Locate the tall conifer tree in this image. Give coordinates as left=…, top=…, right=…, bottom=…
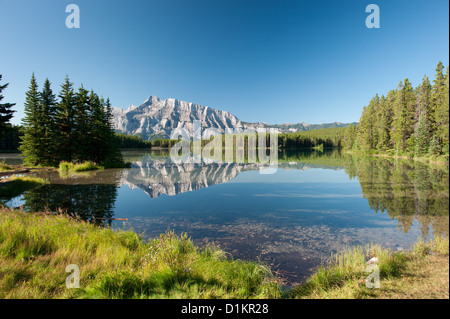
left=434, top=65, right=449, bottom=151
left=73, top=85, right=91, bottom=162
left=414, top=75, right=432, bottom=156
left=0, top=74, right=16, bottom=139
left=19, top=73, right=42, bottom=166
left=40, top=78, right=58, bottom=165
left=55, top=76, right=76, bottom=162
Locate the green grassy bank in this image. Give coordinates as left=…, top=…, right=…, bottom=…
left=0, top=207, right=448, bottom=299
left=0, top=207, right=280, bottom=299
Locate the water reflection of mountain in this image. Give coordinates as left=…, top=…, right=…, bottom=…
left=10, top=150, right=448, bottom=239
left=120, top=155, right=343, bottom=199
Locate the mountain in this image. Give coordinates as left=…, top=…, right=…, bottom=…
left=112, top=95, right=355, bottom=139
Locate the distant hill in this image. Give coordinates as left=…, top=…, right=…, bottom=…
left=271, top=122, right=358, bottom=133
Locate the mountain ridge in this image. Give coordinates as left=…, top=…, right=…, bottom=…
left=112, top=95, right=356, bottom=140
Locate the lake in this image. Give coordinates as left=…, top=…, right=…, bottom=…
left=1, top=150, right=448, bottom=285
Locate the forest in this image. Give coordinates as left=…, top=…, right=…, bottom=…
left=344, top=62, right=449, bottom=159
left=278, top=127, right=347, bottom=149
left=2, top=74, right=125, bottom=167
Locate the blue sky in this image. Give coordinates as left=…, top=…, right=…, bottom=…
left=0, top=0, right=448, bottom=126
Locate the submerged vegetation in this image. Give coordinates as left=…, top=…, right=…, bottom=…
left=0, top=207, right=447, bottom=299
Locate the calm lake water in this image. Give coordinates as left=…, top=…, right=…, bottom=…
left=1, top=150, right=448, bottom=285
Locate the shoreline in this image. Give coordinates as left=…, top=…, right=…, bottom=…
left=0, top=208, right=448, bottom=299
left=344, top=150, right=449, bottom=166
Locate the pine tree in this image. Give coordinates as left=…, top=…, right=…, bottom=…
left=0, top=74, right=16, bottom=140
left=415, top=112, right=431, bottom=156
left=414, top=75, right=432, bottom=156
left=434, top=65, right=449, bottom=153
left=343, top=124, right=357, bottom=150
left=102, top=97, right=124, bottom=166
left=431, top=62, right=446, bottom=138
left=19, top=74, right=125, bottom=167
left=90, top=91, right=108, bottom=163
left=55, top=76, right=76, bottom=162
left=377, top=93, right=394, bottom=152
left=404, top=79, right=417, bottom=153
left=429, top=134, right=441, bottom=156
left=354, top=62, right=447, bottom=158
left=357, top=95, right=379, bottom=151
left=73, top=85, right=92, bottom=162
left=19, top=73, right=42, bottom=166
left=391, top=80, right=416, bottom=154
left=391, top=81, right=404, bottom=153
left=39, top=78, right=58, bottom=165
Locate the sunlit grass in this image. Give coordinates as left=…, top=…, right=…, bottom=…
left=0, top=208, right=280, bottom=299
left=0, top=159, right=14, bottom=172
left=289, top=235, right=449, bottom=299
left=59, top=161, right=104, bottom=174
left=0, top=206, right=447, bottom=299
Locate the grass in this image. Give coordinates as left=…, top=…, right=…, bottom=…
left=0, top=159, right=14, bottom=172
left=288, top=237, right=449, bottom=299
left=0, top=207, right=280, bottom=299
left=0, top=175, right=48, bottom=198
left=59, top=161, right=104, bottom=173
left=0, top=207, right=448, bottom=299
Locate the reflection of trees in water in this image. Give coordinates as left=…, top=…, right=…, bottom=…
left=17, top=151, right=449, bottom=235
left=22, top=184, right=118, bottom=226
left=278, top=149, right=345, bottom=167
left=344, top=156, right=449, bottom=238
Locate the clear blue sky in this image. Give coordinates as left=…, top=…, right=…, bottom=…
left=0, top=0, right=448, bottom=126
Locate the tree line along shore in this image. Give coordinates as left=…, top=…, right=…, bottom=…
left=1, top=62, right=448, bottom=167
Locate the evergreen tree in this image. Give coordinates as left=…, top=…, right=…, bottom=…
left=391, top=79, right=416, bottom=154
left=55, top=76, right=76, bottom=162
left=19, top=73, right=42, bottom=166
left=414, top=75, right=432, bottom=156
left=353, top=62, right=448, bottom=158
left=0, top=74, right=16, bottom=139
left=429, top=134, right=441, bottom=156
left=90, top=92, right=108, bottom=163
left=431, top=61, right=446, bottom=134
left=377, top=90, right=395, bottom=151
left=415, top=112, right=431, bottom=156
left=18, top=74, right=126, bottom=167
left=357, top=94, right=379, bottom=151
left=434, top=65, right=449, bottom=153
left=73, top=85, right=91, bottom=162
left=343, top=123, right=357, bottom=150
left=101, top=97, right=124, bottom=166
left=39, top=78, right=58, bottom=165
